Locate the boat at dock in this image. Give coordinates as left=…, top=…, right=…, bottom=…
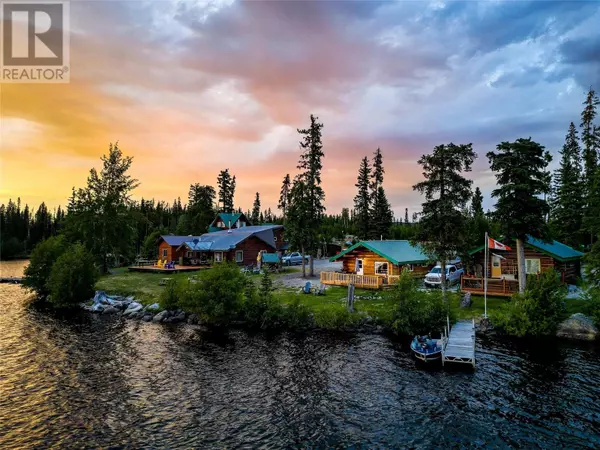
left=410, top=335, right=443, bottom=362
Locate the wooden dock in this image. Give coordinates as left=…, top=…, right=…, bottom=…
left=442, top=319, right=476, bottom=367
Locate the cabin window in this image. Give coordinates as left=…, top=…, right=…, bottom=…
left=187, top=251, right=192, bottom=258
left=525, top=258, right=541, bottom=274
left=214, top=251, right=223, bottom=263
left=162, top=249, right=168, bottom=258
left=235, top=250, right=244, bottom=262
left=405, top=264, right=414, bottom=272
left=375, top=262, right=389, bottom=275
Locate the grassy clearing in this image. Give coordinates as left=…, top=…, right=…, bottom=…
left=96, top=269, right=590, bottom=323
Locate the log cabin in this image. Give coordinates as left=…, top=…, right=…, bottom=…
left=462, top=235, right=584, bottom=297
left=174, top=225, right=284, bottom=266
left=157, top=235, right=203, bottom=263
left=321, top=240, right=433, bottom=289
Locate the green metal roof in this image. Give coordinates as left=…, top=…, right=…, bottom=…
left=261, top=253, right=281, bottom=264
left=468, top=235, right=584, bottom=262
left=217, top=213, right=242, bottom=226
left=330, top=240, right=429, bottom=265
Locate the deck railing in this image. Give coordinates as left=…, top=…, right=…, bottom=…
left=461, top=276, right=519, bottom=297
left=320, top=272, right=383, bottom=289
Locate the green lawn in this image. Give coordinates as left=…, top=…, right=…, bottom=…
left=96, top=269, right=590, bottom=322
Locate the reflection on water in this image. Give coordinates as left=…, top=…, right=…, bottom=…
left=1, top=261, right=600, bottom=448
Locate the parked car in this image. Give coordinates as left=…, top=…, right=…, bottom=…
left=424, top=263, right=464, bottom=287
left=282, top=252, right=310, bottom=266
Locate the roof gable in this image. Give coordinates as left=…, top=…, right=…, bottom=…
left=330, top=240, right=429, bottom=265
left=210, top=212, right=252, bottom=228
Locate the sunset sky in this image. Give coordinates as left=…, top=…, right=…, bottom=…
left=1, top=0, right=599, bottom=217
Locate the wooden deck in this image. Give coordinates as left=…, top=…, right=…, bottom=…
left=442, top=319, right=476, bottom=367
left=127, top=265, right=209, bottom=274
left=320, top=272, right=383, bottom=289
left=461, top=276, right=518, bottom=297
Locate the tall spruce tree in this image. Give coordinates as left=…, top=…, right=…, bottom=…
left=551, top=122, right=584, bottom=248
left=278, top=173, right=291, bottom=218
left=369, top=148, right=393, bottom=239
left=187, top=184, right=216, bottom=234
left=286, top=177, right=310, bottom=277
left=354, top=157, right=371, bottom=240
left=404, top=208, right=409, bottom=224
left=487, top=138, right=552, bottom=294
left=471, top=187, right=484, bottom=217
left=413, top=143, right=477, bottom=302
left=217, top=169, right=235, bottom=213
left=251, top=192, right=261, bottom=224
left=296, top=114, right=325, bottom=277
left=64, top=143, right=140, bottom=273
left=581, top=88, right=599, bottom=188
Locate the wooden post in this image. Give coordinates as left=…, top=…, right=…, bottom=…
left=347, top=283, right=355, bottom=312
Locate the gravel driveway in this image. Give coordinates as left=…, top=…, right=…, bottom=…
left=275, top=258, right=341, bottom=289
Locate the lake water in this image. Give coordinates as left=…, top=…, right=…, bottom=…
left=1, top=260, right=600, bottom=448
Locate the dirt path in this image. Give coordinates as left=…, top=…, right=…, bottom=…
left=275, top=259, right=342, bottom=289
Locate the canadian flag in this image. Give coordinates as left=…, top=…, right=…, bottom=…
left=488, top=237, right=511, bottom=251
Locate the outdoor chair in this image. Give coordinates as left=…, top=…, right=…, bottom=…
left=301, top=281, right=311, bottom=294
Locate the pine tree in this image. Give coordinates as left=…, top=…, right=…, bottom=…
left=296, top=114, right=326, bottom=276
left=369, top=148, right=393, bottom=239
left=354, top=157, right=371, bottom=240
left=487, top=138, right=552, bottom=294
left=64, top=142, right=140, bottom=273
left=413, top=143, right=477, bottom=301
left=251, top=192, right=261, bottom=224
left=581, top=88, right=599, bottom=189
left=286, top=177, right=311, bottom=277
left=471, top=187, right=484, bottom=217
left=217, top=169, right=235, bottom=213
left=188, top=184, right=216, bottom=233
left=278, top=173, right=291, bottom=218
left=551, top=123, right=584, bottom=248
left=404, top=208, right=409, bottom=224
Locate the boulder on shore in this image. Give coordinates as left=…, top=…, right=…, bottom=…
left=142, top=314, right=154, bottom=322
left=557, top=314, right=598, bottom=341
left=102, top=305, right=120, bottom=315
left=152, top=310, right=169, bottom=323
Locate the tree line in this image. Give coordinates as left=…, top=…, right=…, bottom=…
left=411, top=87, right=600, bottom=300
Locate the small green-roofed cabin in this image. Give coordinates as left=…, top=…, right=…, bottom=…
left=209, top=212, right=251, bottom=233
left=321, top=240, right=433, bottom=289
left=462, top=235, right=584, bottom=297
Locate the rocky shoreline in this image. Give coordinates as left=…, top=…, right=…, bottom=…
left=82, top=291, right=598, bottom=340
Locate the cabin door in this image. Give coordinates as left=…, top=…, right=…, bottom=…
left=356, top=259, right=364, bottom=275
left=491, top=255, right=502, bottom=278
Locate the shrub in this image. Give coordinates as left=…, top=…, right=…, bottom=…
left=23, top=235, right=69, bottom=297
left=179, top=263, right=246, bottom=326
left=281, top=296, right=313, bottom=330
left=583, top=287, right=600, bottom=327
left=492, top=269, right=567, bottom=337
left=313, top=307, right=360, bottom=330
left=389, top=270, right=451, bottom=335
left=160, top=279, right=179, bottom=310
left=47, top=243, right=99, bottom=308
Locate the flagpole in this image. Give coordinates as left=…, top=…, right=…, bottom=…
left=484, top=231, right=488, bottom=318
